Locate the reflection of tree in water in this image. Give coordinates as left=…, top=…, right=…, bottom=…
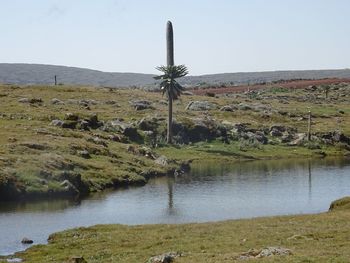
left=167, top=177, right=175, bottom=215
left=308, top=160, right=312, bottom=201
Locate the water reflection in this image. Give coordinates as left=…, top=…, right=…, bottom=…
left=0, top=198, right=80, bottom=213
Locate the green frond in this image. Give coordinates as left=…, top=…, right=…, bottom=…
left=154, top=64, right=188, bottom=100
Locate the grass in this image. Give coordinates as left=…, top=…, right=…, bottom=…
left=0, top=83, right=349, bottom=199
left=4, top=209, right=349, bottom=262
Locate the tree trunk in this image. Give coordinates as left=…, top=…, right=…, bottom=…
left=166, top=21, right=174, bottom=144
left=167, top=95, right=173, bottom=144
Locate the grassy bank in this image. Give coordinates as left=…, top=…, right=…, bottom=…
left=3, top=200, right=349, bottom=262
left=0, top=83, right=349, bottom=200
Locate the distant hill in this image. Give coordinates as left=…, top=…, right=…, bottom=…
left=1, top=63, right=350, bottom=88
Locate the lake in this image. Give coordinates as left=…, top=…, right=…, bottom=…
left=0, top=158, right=349, bottom=255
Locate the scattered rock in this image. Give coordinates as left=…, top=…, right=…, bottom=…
left=147, top=252, right=182, bottom=263
left=288, top=133, right=307, bottom=146
left=105, top=100, right=119, bottom=105
left=130, top=100, right=154, bottom=110
left=21, top=237, right=33, bottom=244
left=79, top=99, right=98, bottom=106
left=237, top=247, right=292, bottom=260
left=185, top=101, right=217, bottom=111
left=155, top=155, right=169, bottom=166
left=77, top=150, right=91, bottom=159
left=103, top=120, right=140, bottom=141
left=18, top=98, right=30, bottom=103
left=50, top=119, right=65, bottom=127
left=87, top=137, right=108, bottom=147
left=65, top=113, right=79, bottom=121
left=51, top=98, right=65, bottom=105
left=220, top=105, right=236, bottom=112
left=269, top=125, right=287, bottom=137
left=60, top=180, right=79, bottom=195
left=238, top=103, right=252, bottom=111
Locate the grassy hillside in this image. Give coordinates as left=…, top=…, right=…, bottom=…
left=1, top=63, right=350, bottom=87
left=0, top=82, right=349, bottom=201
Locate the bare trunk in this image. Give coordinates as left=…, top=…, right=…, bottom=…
left=167, top=95, right=173, bottom=144
left=307, top=111, right=312, bottom=141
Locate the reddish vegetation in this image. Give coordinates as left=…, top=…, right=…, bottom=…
left=190, top=78, right=350, bottom=95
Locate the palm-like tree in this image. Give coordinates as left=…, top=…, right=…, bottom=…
left=154, top=64, right=188, bottom=144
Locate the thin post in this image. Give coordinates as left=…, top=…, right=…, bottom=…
left=54, top=75, right=57, bottom=86
left=307, top=110, right=311, bottom=141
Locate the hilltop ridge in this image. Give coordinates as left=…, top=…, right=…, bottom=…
left=1, top=63, right=350, bottom=88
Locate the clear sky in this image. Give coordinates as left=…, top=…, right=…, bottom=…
left=1, top=0, right=350, bottom=75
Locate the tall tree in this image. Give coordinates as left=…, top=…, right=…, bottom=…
left=154, top=21, right=188, bottom=144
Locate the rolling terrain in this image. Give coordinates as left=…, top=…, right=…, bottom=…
left=1, top=63, right=350, bottom=88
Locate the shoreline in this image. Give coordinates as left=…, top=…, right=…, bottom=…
left=2, top=197, right=350, bottom=262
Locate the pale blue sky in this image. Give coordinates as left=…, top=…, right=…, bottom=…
left=1, top=0, right=350, bottom=75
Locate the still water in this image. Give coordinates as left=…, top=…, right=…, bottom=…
left=0, top=158, right=350, bottom=255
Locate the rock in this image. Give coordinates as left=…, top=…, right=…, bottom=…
left=18, top=98, right=30, bottom=103
left=87, top=137, right=108, bottom=147
left=86, top=114, right=103, bottom=129
left=102, top=120, right=140, bottom=141
left=77, top=150, right=90, bottom=159
left=269, top=125, right=286, bottom=137
left=105, top=100, right=119, bottom=105
left=64, top=113, right=79, bottom=121
left=155, top=156, right=169, bottom=166
left=280, top=132, right=294, bottom=143
left=79, top=99, right=98, bottom=106
left=50, top=119, right=64, bottom=127
left=21, top=237, right=33, bottom=244
left=185, top=101, right=217, bottom=111
left=237, top=247, right=292, bottom=260
left=288, top=133, right=307, bottom=146
left=220, top=105, right=235, bottom=112
left=60, top=180, right=79, bottom=195
left=107, top=134, right=126, bottom=142
left=78, top=120, right=90, bottom=130
left=238, top=103, right=252, bottom=111
left=51, top=98, right=64, bottom=105
left=130, top=100, right=154, bottom=110
left=147, top=252, right=182, bottom=263
left=258, top=247, right=292, bottom=257
left=66, top=256, right=87, bottom=263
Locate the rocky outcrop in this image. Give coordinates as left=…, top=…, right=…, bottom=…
left=129, top=100, right=154, bottom=110
left=186, top=101, right=217, bottom=111
left=237, top=247, right=292, bottom=260
left=147, top=252, right=182, bottom=263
